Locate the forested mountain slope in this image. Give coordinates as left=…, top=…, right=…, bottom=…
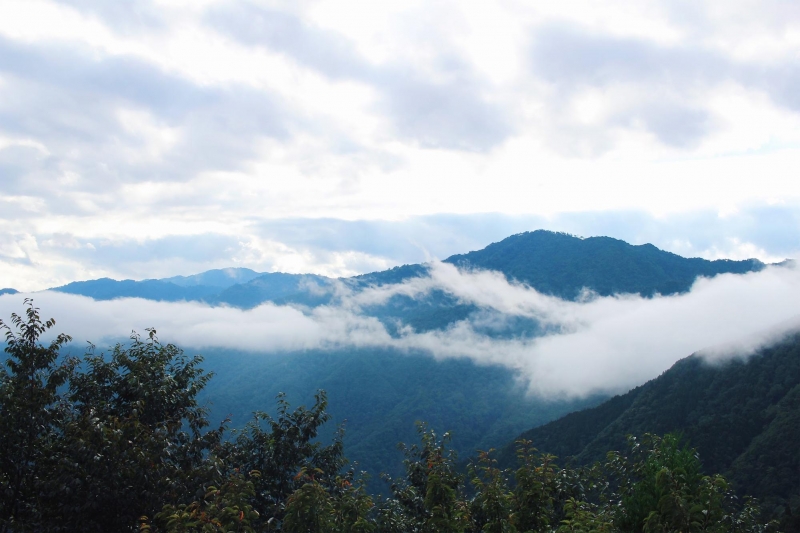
left=38, top=230, right=778, bottom=499
left=445, top=230, right=765, bottom=299
left=497, top=333, right=800, bottom=524
left=198, top=347, right=605, bottom=487
left=47, top=230, right=765, bottom=307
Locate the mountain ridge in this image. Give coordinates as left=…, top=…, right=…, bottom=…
left=45, top=230, right=767, bottom=308
left=494, top=332, right=800, bottom=525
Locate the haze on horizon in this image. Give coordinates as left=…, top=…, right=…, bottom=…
left=1, top=0, right=799, bottom=291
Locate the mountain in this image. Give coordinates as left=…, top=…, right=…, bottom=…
left=45, top=230, right=766, bottom=308
left=444, top=230, right=765, bottom=299
left=50, top=278, right=219, bottom=302
left=161, top=267, right=263, bottom=288
left=39, top=230, right=776, bottom=496
left=197, top=346, right=605, bottom=490
left=0, top=288, right=18, bottom=296
left=210, top=272, right=333, bottom=308
left=495, top=333, right=800, bottom=525
left=47, top=271, right=335, bottom=308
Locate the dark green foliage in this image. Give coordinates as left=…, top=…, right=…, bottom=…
left=215, top=392, right=348, bottom=526
left=468, top=450, right=516, bottom=533
left=498, top=333, right=800, bottom=530
left=0, top=301, right=224, bottom=532
left=0, top=300, right=75, bottom=531
left=0, top=302, right=786, bottom=532
left=555, top=434, right=776, bottom=533
left=152, top=465, right=262, bottom=532
left=51, top=329, right=223, bottom=532
left=379, top=431, right=776, bottom=533
left=445, top=230, right=763, bottom=300
left=378, top=425, right=470, bottom=533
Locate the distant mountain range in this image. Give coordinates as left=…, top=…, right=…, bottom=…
left=43, top=230, right=765, bottom=309
left=495, top=333, right=800, bottom=528
left=3, top=230, right=787, bottom=504
left=444, top=231, right=764, bottom=299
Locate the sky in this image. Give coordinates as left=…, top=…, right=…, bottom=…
left=1, top=0, right=800, bottom=292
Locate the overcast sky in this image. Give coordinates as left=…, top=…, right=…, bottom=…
left=2, top=0, right=800, bottom=291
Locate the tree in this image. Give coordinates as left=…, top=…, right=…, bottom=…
left=378, top=424, right=469, bottom=533
left=0, top=302, right=781, bottom=532
left=214, top=391, right=347, bottom=530
left=48, top=328, right=224, bottom=531
left=0, top=300, right=75, bottom=532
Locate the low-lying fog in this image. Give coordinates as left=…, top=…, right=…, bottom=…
left=2, top=262, right=798, bottom=398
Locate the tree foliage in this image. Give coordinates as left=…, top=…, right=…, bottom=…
left=0, top=302, right=785, bottom=532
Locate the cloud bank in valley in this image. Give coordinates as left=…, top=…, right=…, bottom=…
left=2, top=263, right=799, bottom=398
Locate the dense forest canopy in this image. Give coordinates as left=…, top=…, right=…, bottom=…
left=0, top=301, right=787, bottom=532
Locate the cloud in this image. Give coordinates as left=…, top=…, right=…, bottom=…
left=526, top=23, right=800, bottom=152
left=50, top=0, right=167, bottom=34
left=254, top=206, right=800, bottom=269
left=208, top=1, right=513, bottom=151
left=0, top=35, right=291, bottom=209
left=1, top=0, right=800, bottom=292
left=2, top=262, right=799, bottom=399
left=3, top=204, right=798, bottom=293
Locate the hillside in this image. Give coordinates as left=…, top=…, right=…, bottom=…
left=47, top=230, right=765, bottom=307
left=497, top=332, right=800, bottom=526
left=445, top=230, right=765, bottom=299
left=51, top=278, right=220, bottom=302
left=198, top=347, right=603, bottom=486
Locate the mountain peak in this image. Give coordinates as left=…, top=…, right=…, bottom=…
left=444, top=230, right=763, bottom=299
left=160, top=268, right=263, bottom=288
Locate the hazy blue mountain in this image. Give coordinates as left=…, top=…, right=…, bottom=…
left=161, top=267, right=263, bottom=288
left=444, top=230, right=765, bottom=299
left=44, top=231, right=766, bottom=311
left=210, top=272, right=334, bottom=308
left=347, top=263, right=430, bottom=287
left=50, top=278, right=219, bottom=302
left=0, top=288, right=18, bottom=296
left=47, top=270, right=334, bottom=308
left=495, top=333, right=800, bottom=523
left=34, top=231, right=780, bottom=500
left=327, top=230, right=765, bottom=333
left=197, top=346, right=604, bottom=490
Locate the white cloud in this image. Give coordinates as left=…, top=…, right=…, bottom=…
left=0, top=0, right=799, bottom=289
left=2, top=262, right=798, bottom=399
